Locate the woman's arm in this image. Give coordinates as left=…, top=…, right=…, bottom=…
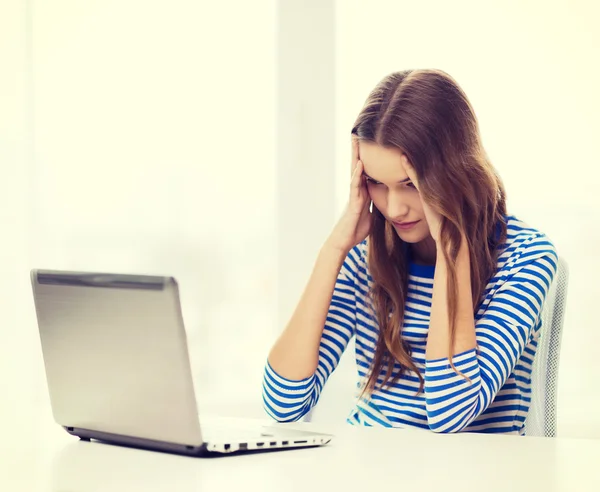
left=262, top=242, right=362, bottom=422
left=425, top=240, right=477, bottom=360
left=268, top=241, right=350, bottom=379
left=423, top=239, right=558, bottom=433
left=264, top=138, right=372, bottom=421
left=400, top=155, right=477, bottom=360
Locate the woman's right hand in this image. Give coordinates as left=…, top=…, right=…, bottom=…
left=327, top=137, right=373, bottom=253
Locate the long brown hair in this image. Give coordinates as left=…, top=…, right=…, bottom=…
left=353, top=69, right=507, bottom=398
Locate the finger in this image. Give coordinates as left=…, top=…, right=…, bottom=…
left=401, top=155, right=420, bottom=188
left=361, top=195, right=372, bottom=215
left=351, top=160, right=364, bottom=198
left=403, top=156, right=418, bottom=180
left=350, top=137, right=359, bottom=176
left=351, top=159, right=362, bottom=185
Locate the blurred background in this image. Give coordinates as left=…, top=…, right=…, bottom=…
left=1, top=0, right=599, bottom=445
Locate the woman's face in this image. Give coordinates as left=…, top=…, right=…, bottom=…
left=359, top=141, right=432, bottom=244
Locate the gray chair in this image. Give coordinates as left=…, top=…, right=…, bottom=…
left=523, top=256, right=569, bottom=437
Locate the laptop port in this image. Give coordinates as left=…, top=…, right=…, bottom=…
left=256, top=442, right=264, bottom=447
left=224, top=444, right=231, bottom=451
left=240, top=443, right=248, bottom=450
left=270, top=442, right=277, bottom=446
left=294, top=440, right=308, bottom=444
left=282, top=441, right=289, bottom=445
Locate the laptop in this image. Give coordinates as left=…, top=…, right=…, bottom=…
left=30, top=269, right=333, bottom=456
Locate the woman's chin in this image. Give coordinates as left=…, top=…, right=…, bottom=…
left=395, top=233, right=424, bottom=244
left=392, top=226, right=429, bottom=243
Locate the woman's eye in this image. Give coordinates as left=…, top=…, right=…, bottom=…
left=366, top=177, right=381, bottom=185
left=406, top=181, right=416, bottom=189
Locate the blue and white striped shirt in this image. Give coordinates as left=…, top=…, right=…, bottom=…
left=262, top=215, right=558, bottom=434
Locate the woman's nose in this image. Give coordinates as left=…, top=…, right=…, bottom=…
left=387, top=192, right=409, bottom=219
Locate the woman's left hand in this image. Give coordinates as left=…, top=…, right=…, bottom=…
left=400, top=154, right=443, bottom=244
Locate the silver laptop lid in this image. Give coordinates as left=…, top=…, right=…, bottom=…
left=31, top=270, right=203, bottom=446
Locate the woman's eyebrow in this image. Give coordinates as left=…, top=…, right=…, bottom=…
left=363, top=171, right=411, bottom=184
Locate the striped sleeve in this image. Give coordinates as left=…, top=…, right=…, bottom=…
left=423, top=235, right=558, bottom=433
left=261, top=243, right=362, bottom=422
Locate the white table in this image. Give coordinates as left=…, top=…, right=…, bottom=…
left=3, top=416, right=600, bottom=491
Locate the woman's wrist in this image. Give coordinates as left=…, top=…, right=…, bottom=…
left=321, top=239, right=351, bottom=263
left=435, top=234, right=469, bottom=263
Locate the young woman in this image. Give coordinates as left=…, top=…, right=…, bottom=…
left=262, top=69, right=558, bottom=434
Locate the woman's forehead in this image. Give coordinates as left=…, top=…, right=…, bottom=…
left=359, top=142, right=411, bottom=181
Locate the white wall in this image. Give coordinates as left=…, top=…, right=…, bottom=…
left=314, top=0, right=600, bottom=438
left=1, top=0, right=278, bottom=430
left=276, top=0, right=336, bottom=333
left=0, top=0, right=34, bottom=429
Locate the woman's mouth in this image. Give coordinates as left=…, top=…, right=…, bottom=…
left=392, top=220, right=420, bottom=230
